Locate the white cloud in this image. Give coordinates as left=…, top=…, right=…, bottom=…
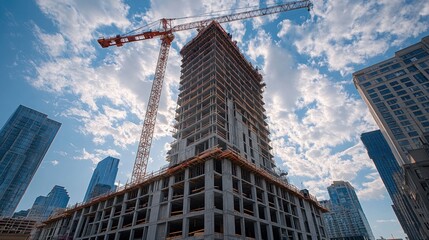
left=245, top=25, right=379, bottom=200
left=75, top=148, right=121, bottom=165
left=277, top=19, right=291, bottom=38
left=357, top=172, right=387, bottom=200
left=36, top=0, right=130, bottom=54
left=294, top=0, right=429, bottom=75
left=51, top=160, right=59, bottom=166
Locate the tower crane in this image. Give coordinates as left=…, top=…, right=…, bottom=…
left=98, top=0, right=312, bottom=183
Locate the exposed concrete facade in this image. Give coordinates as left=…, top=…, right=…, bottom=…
left=34, top=22, right=326, bottom=240
left=168, top=21, right=274, bottom=173
left=34, top=149, right=327, bottom=240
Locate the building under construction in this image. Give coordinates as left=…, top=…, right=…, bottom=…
left=34, top=22, right=327, bottom=240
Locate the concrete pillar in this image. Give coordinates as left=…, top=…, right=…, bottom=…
left=222, top=159, right=236, bottom=238
left=204, top=159, right=215, bottom=236
left=147, top=180, right=161, bottom=240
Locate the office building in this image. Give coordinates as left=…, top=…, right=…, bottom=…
left=320, top=181, right=374, bottom=240
left=361, top=130, right=426, bottom=239
left=0, top=105, right=61, bottom=217
left=34, top=22, right=327, bottom=240
left=353, top=36, right=429, bottom=238
left=83, top=156, right=119, bottom=202
left=27, top=185, right=69, bottom=221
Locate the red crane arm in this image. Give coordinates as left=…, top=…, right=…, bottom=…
left=97, top=0, right=312, bottom=48
left=172, top=0, right=312, bottom=32
left=97, top=30, right=168, bottom=48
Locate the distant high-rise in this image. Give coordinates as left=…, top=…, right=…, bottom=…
left=0, top=105, right=61, bottom=217
left=361, top=130, right=426, bottom=239
left=83, top=156, right=119, bottom=202
left=27, top=185, right=69, bottom=221
left=353, top=36, right=429, bottom=238
left=321, top=181, right=374, bottom=240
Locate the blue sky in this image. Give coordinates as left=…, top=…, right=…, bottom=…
left=1, top=0, right=428, bottom=238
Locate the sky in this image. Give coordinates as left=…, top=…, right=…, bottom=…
left=1, top=0, right=428, bottom=238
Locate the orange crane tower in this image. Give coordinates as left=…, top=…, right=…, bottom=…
left=98, top=0, right=312, bottom=183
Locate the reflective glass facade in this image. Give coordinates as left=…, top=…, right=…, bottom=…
left=322, top=181, right=374, bottom=239
left=83, top=156, right=119, bottom=202
left=0, top=105, right=61, bottom=217
left=27, top=185, right=69, bottom=221
left=361, top=130, right=426, bottom=240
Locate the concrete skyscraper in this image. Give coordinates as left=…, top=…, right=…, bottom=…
left=34, top=22, right=327, bottom=240
left=27, top=185, right=70, bottom=221
left=83, top=156, right=119, bottom=202
left=361, top=130, right=425, bottom=240
left=353, top=36, right=429, bottom=238
left=321, top=181, right=374, bottom=240
left=0, top=105, right=61, bottom=217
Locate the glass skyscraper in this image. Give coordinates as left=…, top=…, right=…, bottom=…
left=321, top=181, right=374, bottom=240
left=27, top=185, right=69, bottom=221
left=83, top=156, right=119, bottom=202
left=353, top=36, right=429, bottom=238
left=361, top=130, right=426, bottom=240
left=0, top=105, right=61, bottom=217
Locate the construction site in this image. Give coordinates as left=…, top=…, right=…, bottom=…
left=33, top=1, right=328, bottom=239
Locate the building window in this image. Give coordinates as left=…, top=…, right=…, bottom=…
left=407, top=66, right=418, bottom=72
left=394, top=110, right=404, bottom=115
left=400, top=120, right=411, bottom=126
left=414, top=73, right=429, bottom=83
left=398, top=140, right=410, bottom=146
left=362, top=82, right=371, bottom=88
left=383, top=94, right=395, bottom=99
left=397, top=115, right=407, bottom=121
left=380, top=89, right=391, bottom=95
left=393, top=85, right=403, bottom=91
left=417, top=116, right=428, bottom=121
left=401, top=95, right=411, bottom=101
left=369, top=93, right=378, bottom=99
left=418, top=96, right=429, bottom=102
left=389, top=81, right=399, bottom=86
left=413, top=110, right=423, bottom=116
left=397, top=90, right=407, bottom=96
left=409, top=86, right=420, bottom=92
left=408, top=131, right=419, bottom=137
left=414, top=91, right=424, bottom=97
left=405, top=81, right=415, bottom=87
left=409, top=105, right=419, bottom=110
left=390, top=104, right=400, bottom=110
left=377, top=85, right=388, bottom=90
left=400, top=77, right=411, bottom=83
left=404, top=100, right=416, bottom=106
left=387, top=99, right=397, bottom=105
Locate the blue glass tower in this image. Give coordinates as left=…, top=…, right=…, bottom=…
left=27, top=185, right=70, bottom=221
left=0, top=105, right=61, bottom=217
left=361, top=130, right=426, bottom=240
left=323, top=181, right=374, bottom=239
left=83, top=156, right=119, bottom=202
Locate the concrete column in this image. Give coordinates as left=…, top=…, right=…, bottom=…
left=222, top=159, right=236, bottom=238
left=204, top=159, right=215, bottom=236
left=182, top=168, right=190, bottom=237
left=147, top=180, right=161, bottom=240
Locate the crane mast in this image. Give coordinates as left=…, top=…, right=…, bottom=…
left=98, top=0, right=312, bottom=183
